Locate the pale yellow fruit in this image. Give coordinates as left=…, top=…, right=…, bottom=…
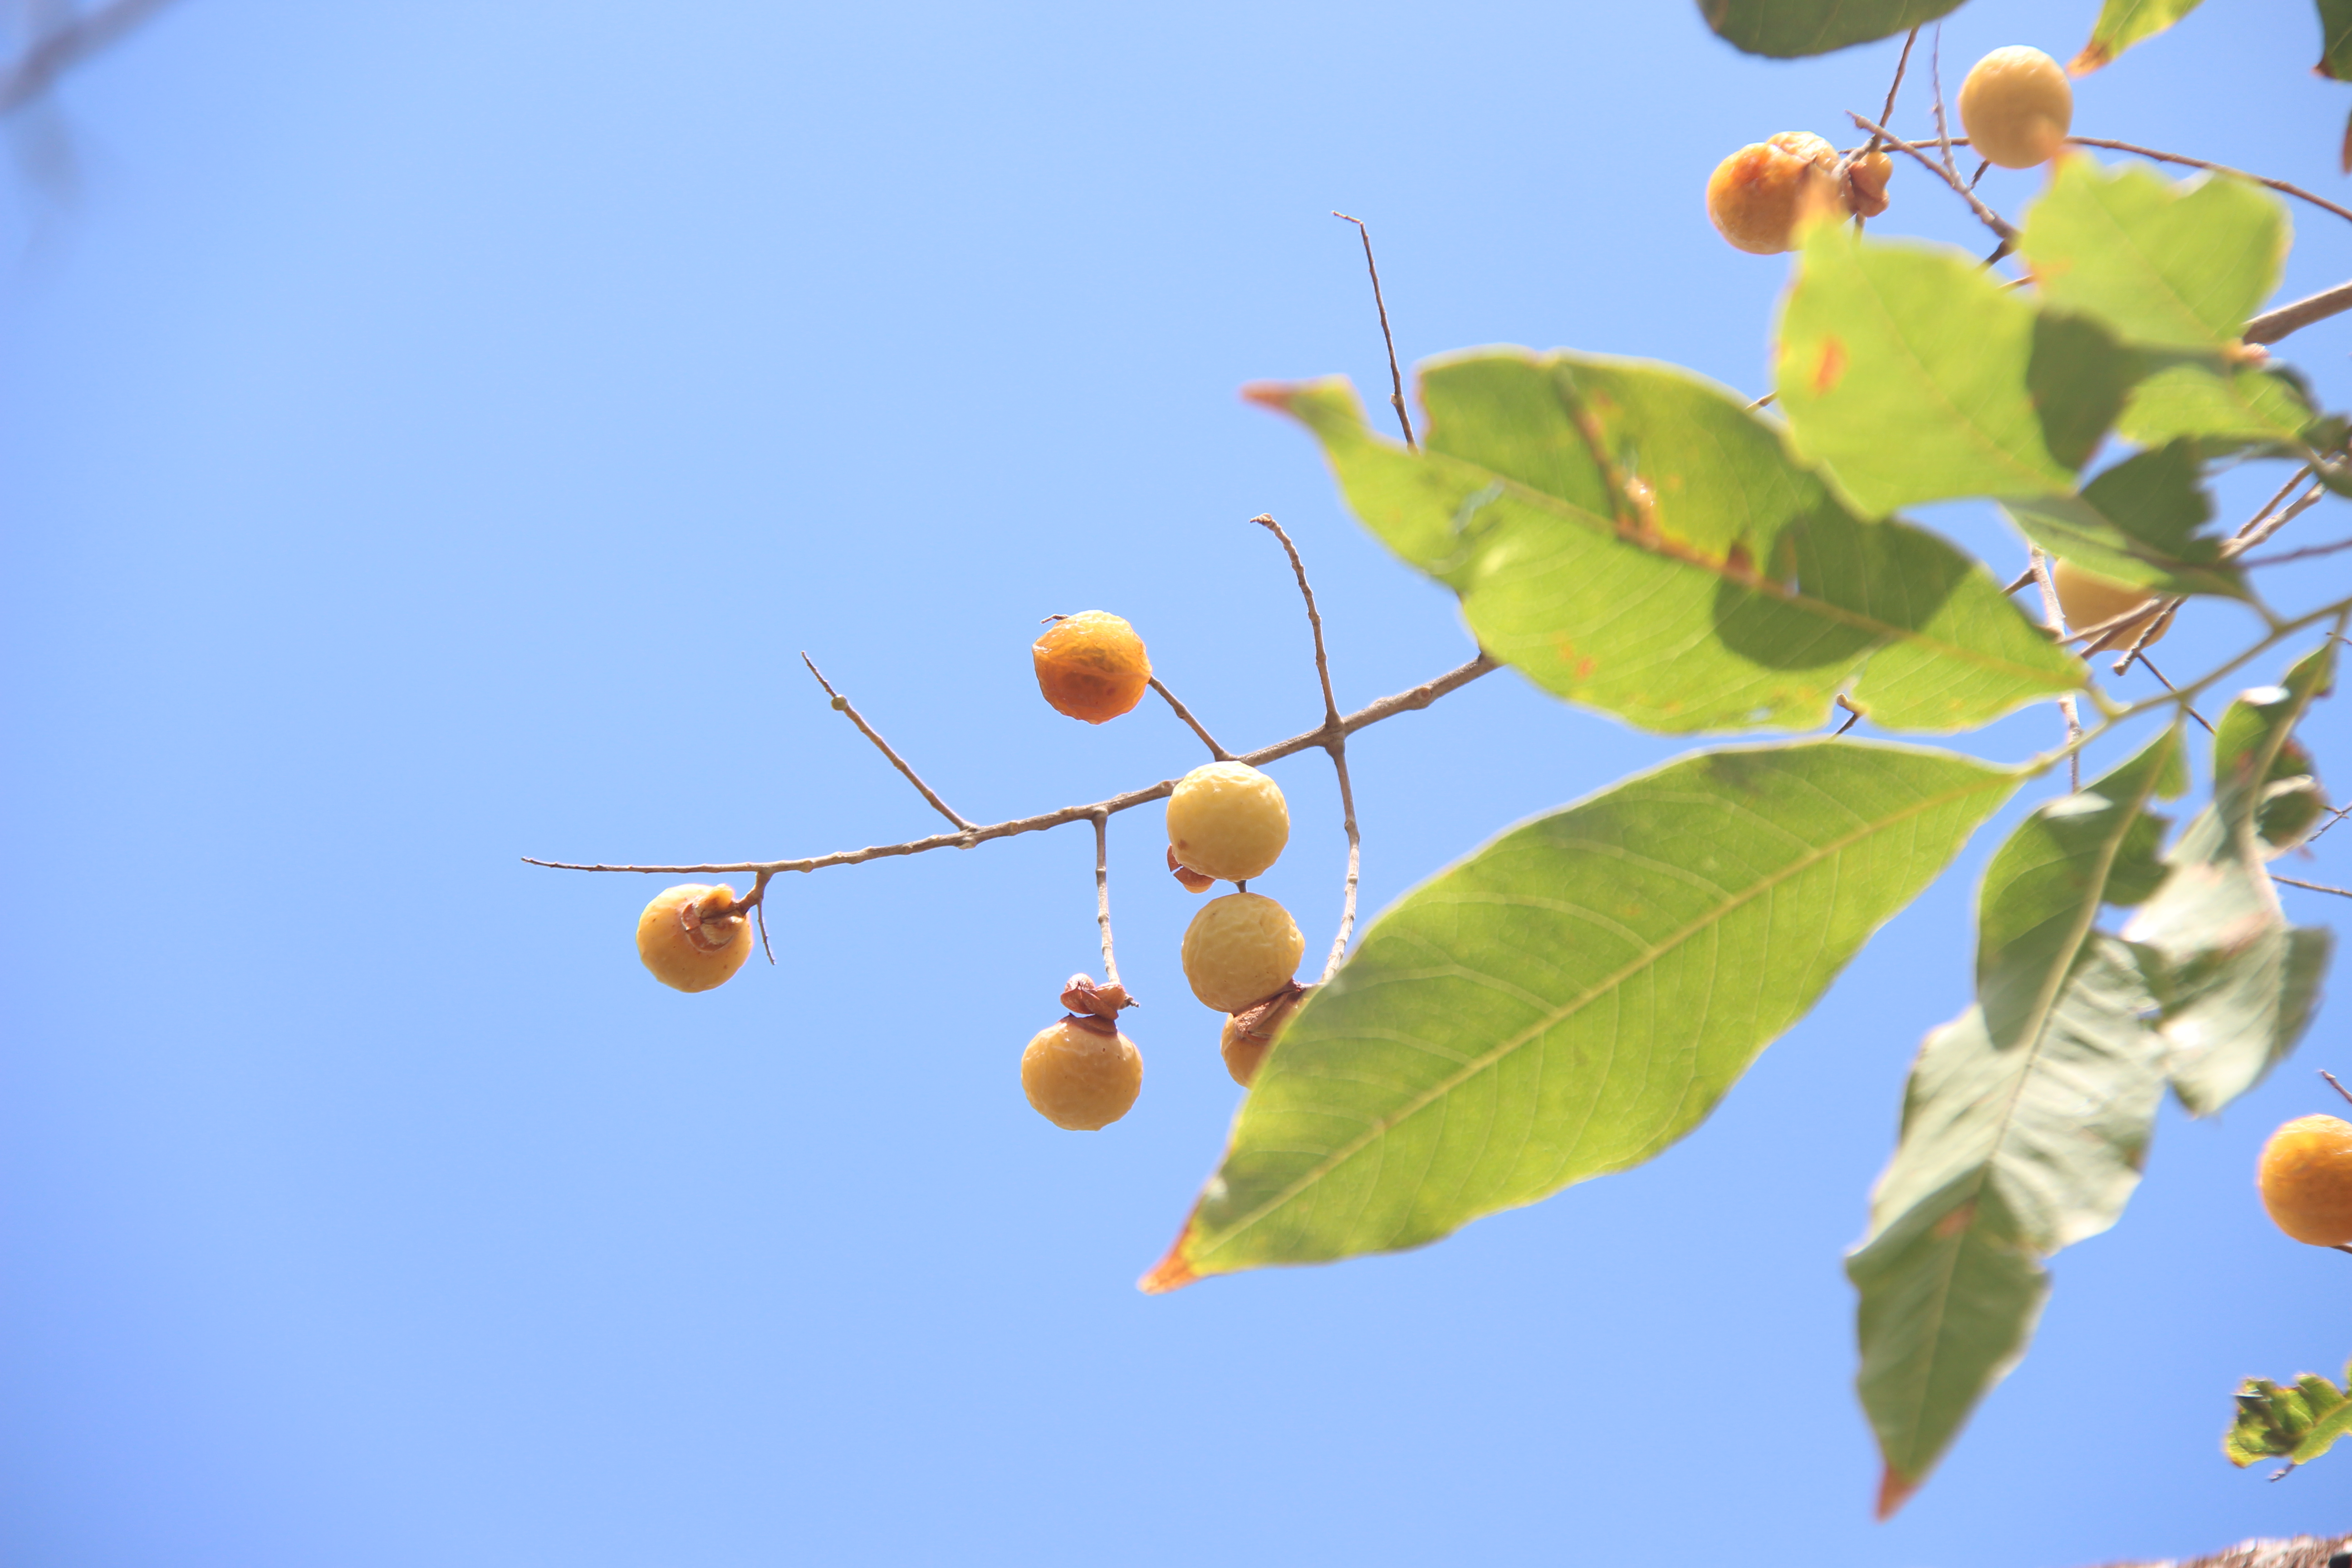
left=2052, top=558, right=2168, bottom=649
left=1166, top=762, right=1290, bottom=883
left=1021, top=1019, right=1143, bottom=1130
left=1220, top=985, right=1313, bottom=1088
left=1181, top=892, right=1303, bottom=1012
left=1958, top=46, right=2073, bottom=169
left=636, top=883, right=755, bottom=993
left=2257, top=1115, right=2352, bottom=1246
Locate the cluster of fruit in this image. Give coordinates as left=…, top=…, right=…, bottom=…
left=629, top=610, right=1317, bottom=1133
left=1703, top=44, right=2169, bottom=658
left=1705, top=44, right=2073, bottom=255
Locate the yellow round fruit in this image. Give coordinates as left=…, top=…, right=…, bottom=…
left=1705, top=132, right=1842, bottom=255
left=1958, top=46, right=2073, bottom=169
left=1220, top=985, right=1312, bottom=1088
left=1033, top=611, right=1151, bottom=724
left=2257, top=1114, right=2352, bottom=1246
left=1166, top=761, right=1290, bottom=883
left=636, top=883, right=755, bottom=993
left=1181, top=892, right=1303, bottom=1013
left=1021, top=1018, right=1143, bottom=1130
left=2052, top=559, right=2167, bottom=649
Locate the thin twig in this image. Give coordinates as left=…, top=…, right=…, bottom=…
left=2106, top=599, right=2182, bottom=670
left=1930, top=28, right=1960, bottom=182
left=2236, top=467, right=2315, bottom=542
left=2246, top=282, right=2352, bottom=346
left=2273, top=873, right=2352, bottom=898
left=1332, top=213, right=1416, bottom=451
left=2131, top=655, right=2216, bottom=734
left=1848, top=111, right=2018, bottom=242
left=2323, top=1069, right=2352, bottom=1109
left=1833, top=695, right=1863, bottom=736
left=745, top=869, right=777, bottom=965
left=0, top=0, right=176, bottom=114
left=2002, top=565, right=2038, bottom=595
left=2065, top=137, right=2352, bottom=229
left=2306, top=800, right=2352, bottom=846
left=2239, top=536, right=2352, bottom=568
left=1864, top=28, right=1921, bottom=158
left=1091, top=811, right=1123, bottom=989
left=1746, top=390, right=1778, bottom=412
left=1148, top=676, right=1235, bottom=760
left=2227, top=483, right=2327, bottom=556
left=525, top=652, right=1500, bottom=878
left=2028, top=549, right=2084, bottom=789
left=800, top=654, right=975, bottom=831
left=1255, top=515, right=1363, bottom=980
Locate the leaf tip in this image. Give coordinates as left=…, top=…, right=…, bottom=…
left=2068, top=43, right=2108, bottom=76
left=1240, top=380, right=1301, bottom=415
left=1874, top=1465, right=1920, bottom=1521
left=1137, top=1249, right=1198, bottom=1295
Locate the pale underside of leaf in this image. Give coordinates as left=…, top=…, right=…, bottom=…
left=1146, top=742, right=2020, bottom=1291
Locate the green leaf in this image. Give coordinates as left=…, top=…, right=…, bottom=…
left=1777, top=231, right=2139, bottom=513
left=2125, top=646, right=2339, bottom=1113
left=1697, top=0, right=1964, bottom=57
left=2320, top=0, right=2352, bottom=79
left=1851, top=730, right=2184, bottom=1507
left=2073, top=0, right=2206, bottom=72
left=2000, top=440, right=2246, bottom=598
left=2021, top=162, right=2287, bottom=352
left=2116, top=363, right=2315, bottom=450
left=1260, top=355, right=2084, bottom=734
left=1141, top=741, right=2022, bottom=1291
left=2225, top=1364, right=2352, bottom=1469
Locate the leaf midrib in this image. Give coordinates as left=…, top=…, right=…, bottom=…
left=1191, top=760, right=2018, bottom=1266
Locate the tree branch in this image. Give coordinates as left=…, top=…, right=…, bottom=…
left=1253, top=514, right=1362, bottom=980
left=2246, top=280, right=2352, bottom=345
left=1847, top=111, right=2018, bottom=242
left=1332, top=212, right=1415, bottom=450
left=525, top=651, right=1500, bottom=878
left=0, top=0, right=176, bottom=113
left=1091, top=811, right=1125, bottom=989
left=801, top=653, right=975, bottom=830
left=1148, top=676, right=1234, bottom=760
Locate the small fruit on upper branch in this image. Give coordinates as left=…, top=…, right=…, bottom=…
left=1221, top=984, right=1313, bottom=1087
left=1166, top=761, right=1290, bottom=883
left=1958, top=46, right=2073, bottom=169
left=1845, top=150, right=1892, bottom=218
left=2256, top=1114, right=2352, bottom=1245
left=1181, top=892, right=1304, bottom=1012
left=636, top=883, right=755, bottom=992
left=1705, top=132, right=1850, bottom=255
left=2051, top=559, right=2168, bottom=651
left=1022, top=1016, right=1143, bottom=1130
left=1033, top=611, right=1151, bottom=724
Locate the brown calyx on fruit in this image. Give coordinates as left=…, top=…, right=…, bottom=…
left=1844, top=150, right=1892, bottom=219
left=1220, top=981, right=1313, bottom=1087
left=1060, top=972, right=1136, bottom=1019
left=1167, top=844, right=1215, bottom=894
left=679, top=887, right=747, bottom=952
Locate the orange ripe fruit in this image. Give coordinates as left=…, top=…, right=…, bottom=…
left=636, top=883, right=755, bottom=993
left=1022, top=1018, right=1144, bottom=1130
left=1220, top=985, right=1312, bottom=1087
left=1033, top=611, right=1151, bottom=724
left=2257, top=1115, right=2352, bottom=1246
left=1958, top=46, right=2073, bottom=169
left=1706, top=132, right=1844, bottom=255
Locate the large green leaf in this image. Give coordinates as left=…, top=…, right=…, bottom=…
left=2073, top=0, right=2206, bottom=72
left=1851, top=729, right=2185, bottom=1513
left=1142, top=741, right=2021, bottom=1291
left=2116, top=363, right=2315, bottom=449
left=1260, top=354, right=2083, bottom=734
left=2001, top=440, right=2244, bottom=598
left=1698, top=0, right=1963, bottom=57
left=2320, top=0, right=2352, bottom=79
left=2021, top=162, right=2286, bottom=352
left=1777, top=231, right=2139, bottom=514
left=2125, top=646, right=2338, bottom=1113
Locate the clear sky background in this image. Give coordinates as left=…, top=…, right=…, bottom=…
left=3, top=2, right=2349, bottom=1564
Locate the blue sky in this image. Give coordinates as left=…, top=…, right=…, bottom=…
left=3, top=1, right=2350, bottom=1563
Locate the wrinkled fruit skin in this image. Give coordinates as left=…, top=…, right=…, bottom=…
left=1021, top=1019, right=1143, bottom=1130
left=1846, top=150, right=1892, bottom=219
left=1220, top=985, right=1312, bottom=1088
left=636, top=883, right=754, bottom=993
left=2257, top=1115, right=2352, bottom=1246
left=1033, top=611, right=1151, bottom=724
left=1706, top=132, right=1843, bottom=255
left=1958, top=46, right=2073, bottom=169
left=1166, top=761, right=1290, bottom=883
left=1181, top=892, right=1303, bottom=1012
left=2052, top=559, right=2168, bottom=650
